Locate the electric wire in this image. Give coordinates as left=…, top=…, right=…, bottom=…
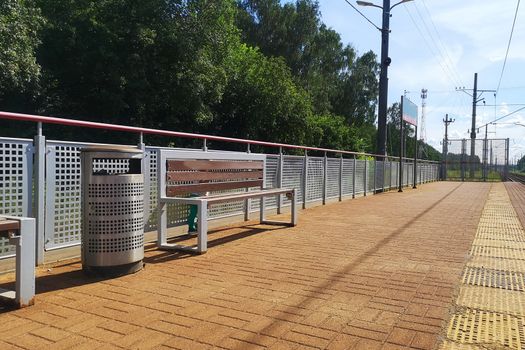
left=479, top=105, right=525, bottom=129
left=342, top=0, right=381, bottom=31
left=420, top=0, right=465, bottom=88
left=403, top=5, right=463, bottom=90
left=496, top=0, right=521, bottom=95
left=411, top=2, right=464, bottom=89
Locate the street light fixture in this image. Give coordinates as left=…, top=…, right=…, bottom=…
left=356, top=1, right=383, bottom=9
left=356, top=0, right=413, bottom=156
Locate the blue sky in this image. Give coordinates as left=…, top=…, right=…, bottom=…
left=296, top=0, right=525, bottom=162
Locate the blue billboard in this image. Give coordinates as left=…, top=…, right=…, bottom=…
left=402, top=97, right=418, bottom=126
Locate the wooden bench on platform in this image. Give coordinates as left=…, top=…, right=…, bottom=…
left=157, top=150, right=298, bottom=254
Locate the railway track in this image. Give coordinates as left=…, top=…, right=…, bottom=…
left=507, top=172, right=525, bottom=184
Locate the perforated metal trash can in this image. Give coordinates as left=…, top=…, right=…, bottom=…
left=81, top=146, right=144, bottom=275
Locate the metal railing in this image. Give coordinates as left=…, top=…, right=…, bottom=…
left=0, top=111, right=440, bottom=263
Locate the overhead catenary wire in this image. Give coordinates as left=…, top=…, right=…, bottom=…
left=496, top=0, right=521, bottom=95
left=479, top=105, right=525, bottom=129
left=419, top=0, right=466, bottom=88
left=342, top=0, right=381, bottom=31
left=403, top=4, right=463, bottom=89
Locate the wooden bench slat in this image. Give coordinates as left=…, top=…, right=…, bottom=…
left=0, top=219, right=20, bottom=231
left=167, top=170, right=263, bottom=182
left=168, top=160, right=264, bottom=171
left=0, top=219, right=20, bottom=238
left=167, top=179, right=263, bottom=196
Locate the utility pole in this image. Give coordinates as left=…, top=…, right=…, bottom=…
left=456, top=73, right=495, bottom=180
left=470, top=73, right=478, bottom=179
left=420, top=89, right=427, bottom=142
left=483, top=124, right=489, bottom=181
left=442, top=114, right=454, bottom=180
left=376, top=0, right=391, bottom=157
left=356, top=0, right=413, bottom=156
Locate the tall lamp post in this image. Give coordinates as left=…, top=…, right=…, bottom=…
left=356, top=0, right=413, bottom=156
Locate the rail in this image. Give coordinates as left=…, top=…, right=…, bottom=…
left=0, top=110, right=438, bottom=162
left=508, top=172, right=525, bottom=184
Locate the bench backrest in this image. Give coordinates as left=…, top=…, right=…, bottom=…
left=158, top=150, right=266, bottom=198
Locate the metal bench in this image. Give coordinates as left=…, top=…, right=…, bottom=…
left=157, top=150, right=298, bottom=253
left=0, top=216, right=36, bottom=308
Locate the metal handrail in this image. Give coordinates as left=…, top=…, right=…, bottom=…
left=0, top=110, right=439, bottom=163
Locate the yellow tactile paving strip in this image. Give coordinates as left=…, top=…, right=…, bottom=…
left=441, top=183, right=525, bottom=350
left=462, top=266, right=525, bottom=292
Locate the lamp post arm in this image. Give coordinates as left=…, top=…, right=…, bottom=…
left=390, top=0, right=413, bottom=11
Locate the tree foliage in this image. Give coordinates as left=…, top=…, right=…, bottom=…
left=0, top=0, right=43, bottom=108
left=37, top=0, right=239, bottom=131
left=0, top=0, right=439, bottom=158
left=237, top=0, right=378, bottom=122
left=387, top=102, right=441, bottom=161
left=212, top=44, right=311, bottom=144
left=517, top=155, right=525, bottom=172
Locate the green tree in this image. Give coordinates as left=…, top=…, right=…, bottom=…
left=237, top=0, right=320, bottom=77
left=387, top=102, right=441, bottom=160
left=0, top=0, right=43, bottom=109
left=237, top=0, right=378, bottom=120
left=212, top=44, right=311, bottom=145
left=332, top=50, right=379, bottom=126
left=306, top=114, right=373, bottom=152
left=517, top=155, right=525, bottom=172
left=37, top=0, right=239, bottom=139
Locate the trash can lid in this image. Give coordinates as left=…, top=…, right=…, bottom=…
left=80, top=145, right=143, bottom=154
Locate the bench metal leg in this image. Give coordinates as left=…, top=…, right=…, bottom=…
left=157, top=201, right=168, bottom=247
left=260, top=191, right=298, bottom=227
left=16, top=218, right=36, bottom=307
left=197, top=201, right=208, bottom=253
left=291, top=189, right=298, bottom=226
left=0, top=216, right=35, bottom=308
left=158, top=199, right=208, bottom=254
left=244, top=198, right=250, bottom=221
left=260, top=196, right=265, bottom=222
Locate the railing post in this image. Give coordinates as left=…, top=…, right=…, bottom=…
left=352, top=154, right=356, bottom=199
left=339, top=154, right=343, bottom=202
left=373, top=157, right=377, bottom=193
left=203, top=138, right=208, bottom=152
left=33, top=122, right=45, bottom=265
left=387, top=158, right=393, bottom=191
left=302, top=150, right=308, bottom=209
left=244, top=195, right=250, bottom=221
left=138, top=134, right=150, bottom=227
left=461, top=139, right=466, bottom=182
left=323, top=152, right=327, bottom=205
left=364, top=158, right=367, bottom=197
left=277, top=147, right=284, bottom=214
left=505, top=138, right=510, bottom=180
left=413, top=155, right=417, bottom=189
left=398, top=158, right=403, bottom=192
left=244, top=141, right=251, bottom=220
left=382, top=157, right=386, bottom=191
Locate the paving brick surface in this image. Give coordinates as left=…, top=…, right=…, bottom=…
left=0, top=182, right=492, bottom=349
left=506, top=182, right=525, bottom=228
left=439, top=183, right=525, bottom=350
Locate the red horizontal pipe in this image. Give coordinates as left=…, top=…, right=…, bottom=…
left=0, top=110, right=437, bottom=162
